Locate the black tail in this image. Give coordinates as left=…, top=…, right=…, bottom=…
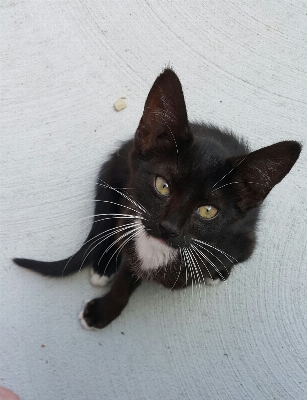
left=13, top=146, right=132, bottom=277
left=13, top=250, right=90, bottom=277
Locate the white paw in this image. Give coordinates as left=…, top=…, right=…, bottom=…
left=205, top=278, right=222, bottom=286
left=90, top=268, right=115, bottom=287
left=78, top=309, right=91, bottom=330
left=78, top=303, right=99, bottom=331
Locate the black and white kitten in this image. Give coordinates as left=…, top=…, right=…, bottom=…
left=14, top=69, right=301, bottom=329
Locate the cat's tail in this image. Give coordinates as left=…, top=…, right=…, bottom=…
left=13, top=246, right=93, bottom=277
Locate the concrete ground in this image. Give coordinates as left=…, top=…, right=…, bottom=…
left=1, top=1, right=306, bottom=399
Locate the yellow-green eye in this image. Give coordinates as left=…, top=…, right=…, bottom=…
left=155, top=176, right=170, bottom=197
left=197, top=205, right=218, bottom=219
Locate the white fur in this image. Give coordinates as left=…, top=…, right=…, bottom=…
left=134, top=228, right=178, bottom=271
left=78, top=310, right=92, bottom=330
left=78, top=303, right=99, bottom=331
left=205, top=278, right=222, bottom=286
left=90, top=268, right=115, bottom=287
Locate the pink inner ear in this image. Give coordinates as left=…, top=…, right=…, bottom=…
left=135, top=68, right=191, bottom=154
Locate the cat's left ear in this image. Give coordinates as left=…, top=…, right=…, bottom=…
left=230, top=141, right=302, bottom=212
left=135, top=68, right=192, bottom=154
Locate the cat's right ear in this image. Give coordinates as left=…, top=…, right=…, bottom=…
left=134, top=68, right=192, bottom=154
left=230, top=141, right=302, bottom=212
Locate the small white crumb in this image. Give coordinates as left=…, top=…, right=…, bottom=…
left=114, top=98, right=127, bottom=111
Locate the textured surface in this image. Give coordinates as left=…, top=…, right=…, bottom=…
left=1, top=1, right=306, bottom=399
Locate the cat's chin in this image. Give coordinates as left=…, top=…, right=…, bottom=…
left=148, top=235, right=168, bottom=245
left=134, top=228, right=179, bottom=272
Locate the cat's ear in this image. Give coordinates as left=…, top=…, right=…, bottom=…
left=230, top=141, right=301, bottom=212
left=135, top=68, right=192, bottom=154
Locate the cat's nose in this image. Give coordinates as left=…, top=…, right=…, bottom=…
left=159, top=221, right=179, bottom=239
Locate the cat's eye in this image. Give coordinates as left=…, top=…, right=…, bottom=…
left=155, top=176, right=170, bottom=197
left=197, top=205, right=218, bottom=219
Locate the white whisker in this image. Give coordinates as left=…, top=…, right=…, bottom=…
left=98, top=225, right=142, bottom=267
left=211, top=181, right=269, bottom=193
left=190, top=245, right=214, bottom=281
left=171, top=247, right=183, bottom=290
left=85, top=222, right=140, bottom=248
left=190, top=244, right=220, bottom=281
left=61, top=255, right=76, bottom=277
left=181, top=248, right=189, bottom=288
left=80, top=222, right=140, bottom=268
left=184, top=248, right=195, bottom=296
left=189, top=246, right=206, bottom=286
left=191, top=244, right=225, bottom=280
left=80, top=213, right=147, bottom=221
left=187, top=248, right=202, bottom=287
left=189, top=246, right=207, bottom=306
left=210, top=155, right=248, bottom=190
left=98, top=180, right=148, bottom=214
left=193, top=241, right=230, bottom=274
left=100, top=200, right=143, bottom=215
left=187, top=247, right=204, bottom=304
left=193, top=238, right=238, bottom=263
left=102, top=226, right=144, bottom=273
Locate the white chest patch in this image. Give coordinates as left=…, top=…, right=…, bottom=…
left=134, top=227, right=178, bottom=271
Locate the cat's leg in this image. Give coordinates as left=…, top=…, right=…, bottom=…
left=79, top=262, right=141, bottom=329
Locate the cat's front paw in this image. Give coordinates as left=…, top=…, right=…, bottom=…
left=90, top=268, right=116, bottom=287
left=79, top=295, right=122, bottom=330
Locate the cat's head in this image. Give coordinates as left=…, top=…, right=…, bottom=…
left=130, top=68, right=301, bottom=253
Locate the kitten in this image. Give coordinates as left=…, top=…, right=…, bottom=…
left=14, top=68, right=301, bottom=329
